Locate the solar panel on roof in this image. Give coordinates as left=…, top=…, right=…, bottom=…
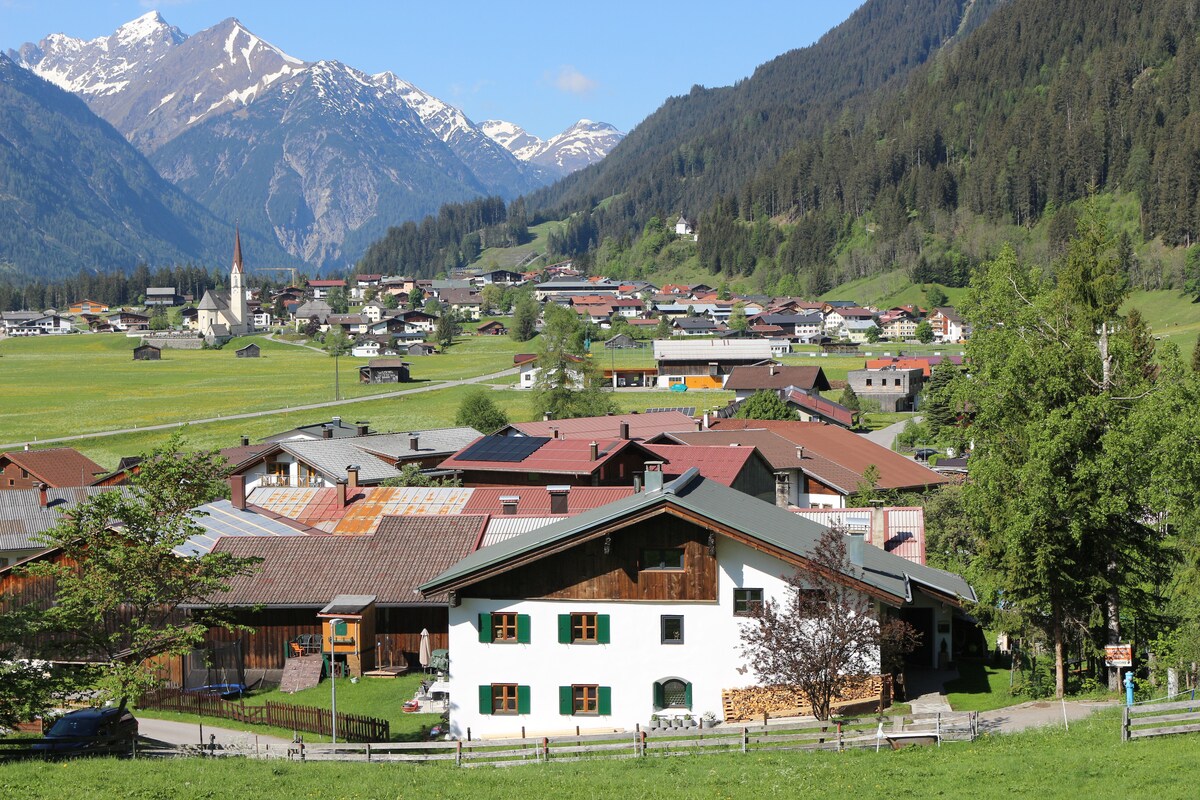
left=457, top=436, right=551, bottom=462
left=645, top=407, right=696, bottom=416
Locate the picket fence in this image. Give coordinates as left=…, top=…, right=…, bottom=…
left=139, top=688, right=389, bottom=743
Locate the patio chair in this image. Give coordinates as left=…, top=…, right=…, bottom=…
left=428, top=649, right=449, bottom=675
left=297, top=634, right=315, bottom=653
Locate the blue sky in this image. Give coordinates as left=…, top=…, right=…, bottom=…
left=1, top=1, right=864, bottom=139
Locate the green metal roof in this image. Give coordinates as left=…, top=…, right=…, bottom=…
left=419, top=470, right=975, bottom=605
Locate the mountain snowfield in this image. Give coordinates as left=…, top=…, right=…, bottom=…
left=482, top=118, right=626, bottom=175
left=6, top=11, right=623, bottom=269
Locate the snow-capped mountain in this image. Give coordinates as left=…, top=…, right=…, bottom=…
left=7, top=12, right=610, bottom=270
left=482, top=118, right=625, bottom=175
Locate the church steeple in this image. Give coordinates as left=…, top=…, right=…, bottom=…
left=232, top=224, right=244, bottom=273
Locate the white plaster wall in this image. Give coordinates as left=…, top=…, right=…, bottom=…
left=443, top=537, right=877, bottom=738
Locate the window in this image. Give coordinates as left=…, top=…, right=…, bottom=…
left=642, top=548, right=684, bottom=570
left=653, top=678, right=692, bottom=710
left=661, top=615, right=684, bottom=644
left=478, top=684, right=529, bottom=715
left=493, top=683, right=519, bottom=714
left=865, top=378, right=873, bottom=386
left=733, top=588, right=764, bottom=616
left=560, top=684, right=611, bottom=716
left=558, top=613, right=610, bottom=644
left=479, top=612, right=531, bottom=643
left=894, top=378, right=901, bottom=387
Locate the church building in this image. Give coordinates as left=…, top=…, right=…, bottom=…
left=197, top=228, right=252, bottom=342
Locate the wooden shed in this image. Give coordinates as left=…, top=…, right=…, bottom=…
left=235, top=343, right=261, bottom=358
left=359, top=359, right=410, bottom=383
left=318, top=595, right=377, bottom=677
left=132, top=343, right=162, bottom=361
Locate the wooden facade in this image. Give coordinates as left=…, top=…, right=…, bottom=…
left=467, top=515, right=718, bottom=602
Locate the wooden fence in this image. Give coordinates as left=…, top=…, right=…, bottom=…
left=139, top=688, right=389, bottom=743
left=1122, top=698, right=1200, bottom=741
left=0, top=734, right=135, bottom=762
left=257, top=712, right=977, bottom=767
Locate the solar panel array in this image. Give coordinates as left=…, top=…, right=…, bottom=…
left=456, top=435, right=551, bottom=462
left=645, top=407, right=696, bottom=417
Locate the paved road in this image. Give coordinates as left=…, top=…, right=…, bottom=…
left=977, top=699, right=1115, bottom=735
left=138, top=716, right=291, bottom=749
left=859, top=415, right=921, bottom=450
left=0, top=366, right=518, bottom=450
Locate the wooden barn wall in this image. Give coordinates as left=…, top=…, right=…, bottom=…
left=466, top=514, right=718, bottom=602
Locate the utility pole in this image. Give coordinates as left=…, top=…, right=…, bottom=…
left=1098, top=321, right=1122, bottom=692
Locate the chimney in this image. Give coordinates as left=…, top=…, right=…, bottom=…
left=543, top=411, right=554, bottom=422
left=846, top=533, right=866, bottom=568
left=796, top=446, right=805, bottom=461
left=36, top=482, right=49, bottom=509
left=644, top=461, right=665, bottom=492
left=774, top=472, right=790, bottom=509
left=548, top=485, right=571, bottom=514
left=357, top=422, right=370, bottom=436
left=332, top=416, right=342, bottom=426
left=409, top=433, right=420, bottom=451
left=633, top=474, right=643, bottom=492
left=550, top=427, right=559, bottom=439
left=770, top=364, right=776, bottom=377
left=229, top=475, right=246, bottom=510
left=322, top=426, right=333, bottom=439
left=336, top=478, right=348, bottom=508
left=619, top=421, right=630, bottom=440
left=695, top=419, right=703, bottom=432
left=240, top=435, right=250, bottom=447
left=500, top=495, right=519, bottom=515
left=702, top=411, right=710, bottom=430
left=870, top=504, right=887, bottom=550
left=346, top=465, right=360, bottom=492
left=589, top=441, right=599, bottom=461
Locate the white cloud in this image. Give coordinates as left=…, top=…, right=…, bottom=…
left=551, top=65, right=597, bottom=96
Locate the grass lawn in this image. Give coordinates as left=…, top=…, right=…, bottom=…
left=944, top=661, right=1020, bottom=713
left=859, top=412, right=915, bottom=433
left=0, top=333, right=529, bottom=446
left=1, top=710, right=1195, bottom=799
left=136, top=673, right=442, bottom=744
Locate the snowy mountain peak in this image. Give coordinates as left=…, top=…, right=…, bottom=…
left=483, top=118, right=624, bottom=175
left=114, top=11, right=184, bottom=48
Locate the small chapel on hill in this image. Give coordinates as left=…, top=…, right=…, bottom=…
left=197, top=228, right=251, bottom=343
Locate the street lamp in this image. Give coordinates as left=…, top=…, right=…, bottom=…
left=327, top=617, right=344, bottom=744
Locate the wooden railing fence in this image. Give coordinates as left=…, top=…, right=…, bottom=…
left=139, top=688, right=389, bottom=743
left=1122, top=698, right=1200, bottom=741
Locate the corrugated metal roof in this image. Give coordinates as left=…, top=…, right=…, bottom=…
left=653, top=339, right=772, bottom=361
left=0, top=486, right=131, bottom=552
left=463, top=487, right=634, bottom=516
left=280, top=440, right=400, bottom=483
left=175, top=499, right=309, bottom=557
left=420, top=475, right=973, bottom=605
left=479, top=517, right=566, bottom=548
left=332, top=487, right=474, bottom=534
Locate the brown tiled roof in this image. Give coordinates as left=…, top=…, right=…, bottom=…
left=708, top=420, right=948, bottom=492
left=209, top=515, right=488, bottom=606
left=724, top=366, right=831, bottom=392
left=1, top=449, right=107, bottom=488
left=507, top=411, right=697, bottom=440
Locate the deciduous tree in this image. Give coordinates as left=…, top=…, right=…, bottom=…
left=456, top=388, right=510, bottom=434
left=734, top=390, right=797, bottom=421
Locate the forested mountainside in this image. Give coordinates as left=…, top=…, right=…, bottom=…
left=357, top=0, right=1005, bottom=278
left=0, top=53, right=288, bottom=280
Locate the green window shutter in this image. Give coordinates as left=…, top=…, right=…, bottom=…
left=558, top=614, right=572, bottom=643
left=333, top=621, right=347, bottom=636
left=684, top=682, right=693, bottom=709
left=596, top=614, right=610, bottom=644
left=478, top=613, right=493, bottom=643
left=517, top=614, right=531, bottom=644
left=479, top=685, right=493, bottom=715
left=517, top=685, right=531, bottom=715
left=559, top=685, right=573, bottom=715
left=598, top=686, right=612, bottom=716
left=653, top=681, right=665, bottom=710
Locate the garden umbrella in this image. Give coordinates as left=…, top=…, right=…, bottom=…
left=419, top=628, right=431, bottom=671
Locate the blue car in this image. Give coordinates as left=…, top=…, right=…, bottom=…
left=34, top=707, right=138, bottom=755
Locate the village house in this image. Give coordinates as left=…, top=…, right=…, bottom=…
left=0, top=486, right=131, bottom=567
left=498, top=411, right=700, bottom=442
left=929, top=307, right=969, bottom=342
left=305, top=279, right=346, bottom=300
left=847, top=367, right=924, bottom=412
left=0, top=448, right=107, bottom=491
left=418, top=469, right=974, bottom=738
left=68, top=299, right=109, bottom=315
left=358, top=358, right=411, bottom=384
left=723, top=365, right=831, bottom=401
left=514, top=353, right=585, bottom=390
left=653, top=339, right=773, bottom=389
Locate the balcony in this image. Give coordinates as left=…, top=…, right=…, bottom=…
left=259, top=474, right=325, bottom=489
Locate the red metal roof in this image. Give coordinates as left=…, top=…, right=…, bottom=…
left=440, top=438, right=653, bottom=475
left=462, top=487, right=635, bottom=515
left=643, top=444, right=755, bottom=487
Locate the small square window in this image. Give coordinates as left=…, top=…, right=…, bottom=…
left=661, top=615, right=684, bottom=644
left=642, top=548, right=684, bottom=570
left=492, top=683, right=519, bottom=714
left=865, top=378, right=873, bottom=386
left=572, top=612, right=598, bottom=642
left=733, top=588, right=764, bottom=616
left=573, top=684, right=599, bottom=715
left=492, top=612, right=519, bottom=642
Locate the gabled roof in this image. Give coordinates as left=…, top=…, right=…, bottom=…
left=420, top=473, right=974, bottom=606
left=501, top=410, right=697, bottom=441
left=707, top=420, right=948, bottom=493
left=653, top=339, right=772, bottom=362
left=724, top=366, right=831, bottom=393
left=440, top=437, right=653, bottom=476
left=0, top=449, right=107, bottom=488
left=642, top=443, right=760, bottom=487
left=209, top=515, right=488, bottom=606
left=0, top=486, right=130, bottom=553
left=174, top=499, right=310, bottom=557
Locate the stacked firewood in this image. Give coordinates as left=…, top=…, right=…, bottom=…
left=722, top=675, right=885, bottom=721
